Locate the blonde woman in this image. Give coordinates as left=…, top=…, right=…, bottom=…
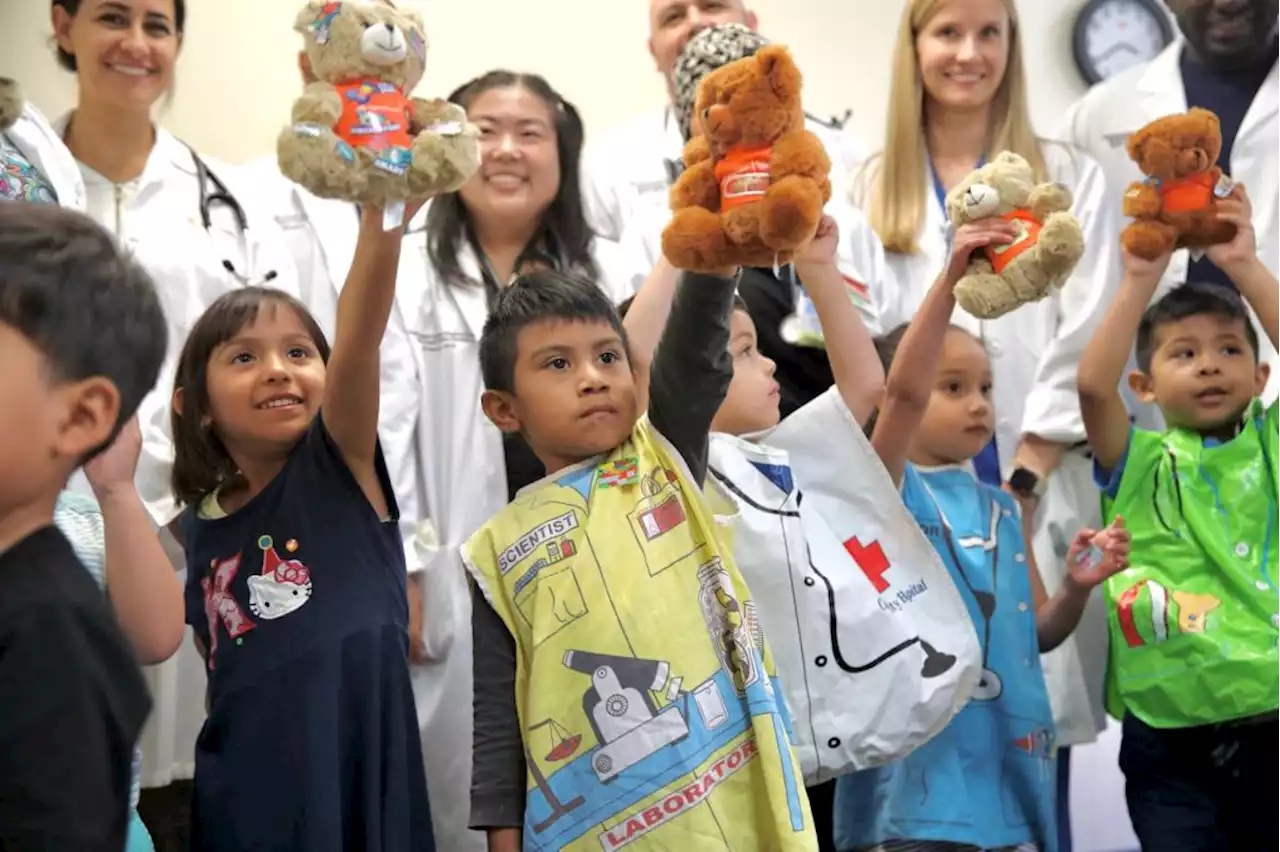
left=838, top=0, right=1119, bottom=850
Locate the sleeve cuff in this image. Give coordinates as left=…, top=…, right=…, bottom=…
left=469, top=791, right=526, bottom=830
left=1021, top=387, right=1087, bottom=445
left=1091, top=427, right=1134, bottom=500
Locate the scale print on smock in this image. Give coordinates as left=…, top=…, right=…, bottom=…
left=493, top=456, right=804, bottom=851
left=1, top=137, right=57, bottom=204
left=201, top=535, right=312, bottom=667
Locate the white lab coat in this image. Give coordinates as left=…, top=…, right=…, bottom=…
left=613, top=190, right=889, bottom=336
left=582, top=106, right=864, bottom=242
left=39, top=117, right=306, bottom=791
left=1058, top=40, right=1280, bottom=415
left=854, top=141, right=1119, bottom=746
left=387, top=218, right=629, bottom=852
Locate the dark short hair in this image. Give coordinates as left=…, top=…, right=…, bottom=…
left=169, top=288, right=329, bottom=507
left=479, top=270, right=630, bottom=394
left=1136, top=281, right=1260, bottom=372
left=425, top=70, right=598, bottom=289
left=862, top=322, right=978, bottom=436
left=0, top=202, right=166, bottom=458
left=53, top=0, right=186, bottom=72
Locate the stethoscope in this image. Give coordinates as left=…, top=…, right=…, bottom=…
left=190, top=149, right=278, bottom=286
left=468, top=225, right=568, bottom=308
left=918, top=474, right=1006, bottom=702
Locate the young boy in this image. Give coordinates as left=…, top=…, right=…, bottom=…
left=464, top=266, right=817, bottom=851
left=1077, top=186, right=1278, bottom=851
left=0, top=202, right=168, bottom=851
left=619, top=216, right=982, bottom=852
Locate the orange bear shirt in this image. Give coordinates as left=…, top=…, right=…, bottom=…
left=715, top=145, right=773, bottom=211
left=983, top=209, right=1043, bottom=274
left=335, top=79, right=414, bottom=153
left=1156, top=172, right=1216, bottom=214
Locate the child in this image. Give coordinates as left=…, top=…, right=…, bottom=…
left=1076, top=185, right=1278, bottom=851
left=464, top=266, right=817, bottom=851
left=832, top=218, right=1131, bottom=852
left=620, top=216, right=982, bottom=852
left=170, top=205, right=434, bottom=851
left=0, top=202, right=166, bottom=851
left=56, top=414, right=186, bottom=852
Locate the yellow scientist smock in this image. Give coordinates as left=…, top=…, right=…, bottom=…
left=464, top=416, right=814, bottom=851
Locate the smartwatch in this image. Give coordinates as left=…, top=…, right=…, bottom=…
left=1008, top=467, right=1047, bottom=499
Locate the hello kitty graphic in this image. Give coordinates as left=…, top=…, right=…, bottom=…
left=246, top=534, right=313, bottom=620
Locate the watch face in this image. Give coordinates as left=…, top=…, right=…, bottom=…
left=1074, top=0, right=1174, bottom=85
left=1009, top=469, right=1039, bottom=495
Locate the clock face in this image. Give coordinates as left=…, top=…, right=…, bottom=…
left=1076, top=0, right=1173, bottom=84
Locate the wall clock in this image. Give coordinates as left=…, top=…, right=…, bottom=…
left=1073, top=0, right=1176, bottom=86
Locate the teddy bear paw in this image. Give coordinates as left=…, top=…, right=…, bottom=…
left=955, top=273, right=1021, bottom=320
left=277, top=123, right=367, bottom=200
left=758, top=176, right=824, bottom=251
left=662, top=207, right=734, bottom=273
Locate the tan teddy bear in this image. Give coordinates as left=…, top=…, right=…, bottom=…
left=946, top=152, right=1086, bottom=320
left=0, top=77, right=23, bottom=132
left=277, top=0, right=480, bottom=205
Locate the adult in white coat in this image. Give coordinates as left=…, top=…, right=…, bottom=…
left=394, top=70, right=627, bottom=847
left=581, top=0, right=863, bottom=243
left=1058, top=0, right=1279, bottom=418
left=49, top=0, right=303, bottom=831
left=847, top=2, right=1120, bottom=850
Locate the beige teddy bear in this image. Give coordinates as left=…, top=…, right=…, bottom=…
left=277, top=0, right=480, bottom=205
left=0, top=77, right=23, bottom=132
left=945, top=152, right=1085, bottom=319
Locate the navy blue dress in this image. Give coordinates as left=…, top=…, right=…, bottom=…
left=182, top=416, right=434, bottom=852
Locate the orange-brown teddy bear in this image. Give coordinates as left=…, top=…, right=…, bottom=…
left=661, top=45, right=830, bottom=273
left=1121, top=108, right=1237, bottom=261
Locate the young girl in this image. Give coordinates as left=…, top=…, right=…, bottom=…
left=55, top=416, right=186, bottom=852
left=831, top=220, right=1131, bottom=852
left=169, top=205, right=433, bottom=851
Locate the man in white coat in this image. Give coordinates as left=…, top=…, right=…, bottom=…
left=1059, top=0, right=1279, bottom=415
left=581, top=0, right=864, bottom=242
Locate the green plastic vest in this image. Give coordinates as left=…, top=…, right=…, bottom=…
left=1103, top=399, right=1279, bottom=728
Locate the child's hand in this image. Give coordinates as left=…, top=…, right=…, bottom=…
left=943, top=219, right=1019, bottom=283
left=1206, top=185, right=1258, bottom=273
left=1065, top=516, right=1130, bottom=591
left=84, top=416, right=142, bottom=500
left=795, top=215, right=839, bottom=269
left=1121, top=243, right=1173, bottom=291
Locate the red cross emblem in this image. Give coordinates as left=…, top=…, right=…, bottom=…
left=844, top=536, right=892, bottom=593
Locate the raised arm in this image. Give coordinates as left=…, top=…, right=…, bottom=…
left=1076, top=247, right=1169, bottom=471
left=618, top=255, right=681, bottom=411
left=323, top=204, right=416, bottom=513
left=872, top=220, right=1017, bottom=485
left=1208, top=185, right=1278, bottom=350
left=647, top=268, right=740, bottom=484
left=794, top=214, right=884, bottom=423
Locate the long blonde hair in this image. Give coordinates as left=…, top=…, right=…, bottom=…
left=867, top=0, right=1045, bottom=254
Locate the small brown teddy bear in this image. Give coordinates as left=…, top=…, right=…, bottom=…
left=1121, top=108, right=1237, bottom=261
left=0, top=77, right=23, bottom=132
left=278, top=0, right=480, bottom=206
left=661, top=45, right=831, bottom=273
left=946, top=152, right=1086, bottom=319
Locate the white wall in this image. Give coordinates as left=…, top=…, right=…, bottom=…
left=2, top=0, right=1097, bottom=164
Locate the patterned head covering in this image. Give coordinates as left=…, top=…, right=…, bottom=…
left=672, top=23, right=769, bottom=142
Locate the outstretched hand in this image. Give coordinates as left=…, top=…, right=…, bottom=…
left=1206, top=184, right=1257, bottom=272
left=795, top=214, right=839, bottom=268
left=84, top=416, right=143, bottom=500
left=1065, top=516, right=1131, bottom=591
left=943, top=219, right=1019, bottom=283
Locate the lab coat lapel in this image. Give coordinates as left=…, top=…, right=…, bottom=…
left=1136, top=44, right=1189, bottom=128
left=297, top=188, right=359, bottom=294
left=1236, top=59, right=1279, bottom=148
left=455, top=243, right=490, bottom=343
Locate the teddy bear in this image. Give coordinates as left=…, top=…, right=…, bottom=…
left=0, top=77, right=22, bottom=132
left=277, top=0, right=480, bottom=207
left=1121, top=108, right=1237, bottom=261
left=945, top=151, right=1085, bottom=320
left=661, top=45, right=830, bottom=273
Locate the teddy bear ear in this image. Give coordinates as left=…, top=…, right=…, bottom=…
left=294, top=1, right=329, bottom=34
left=1125, top=127, right=1149, bottom=162
left=755, top=45, right=801, bottom=100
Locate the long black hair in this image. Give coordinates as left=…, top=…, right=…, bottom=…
left=425, top=70, right=598, bottom=289
left=52, top=0, right=186, bottom=71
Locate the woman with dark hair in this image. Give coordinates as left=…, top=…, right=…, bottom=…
left=393, top=70, right=627, bottom=852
